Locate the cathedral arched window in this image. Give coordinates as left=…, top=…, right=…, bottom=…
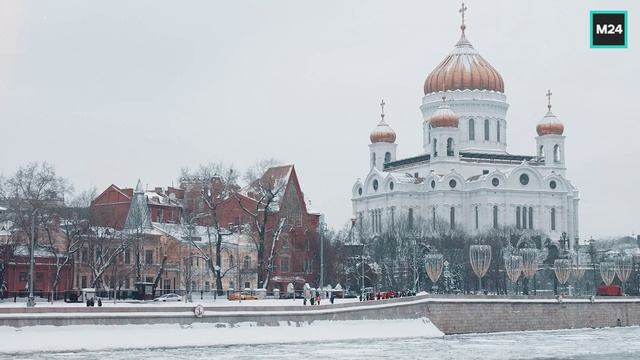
left=496, top=121, right=501, bottom=142
left=371, top=152, right=376, bottom=168
left=450, top=207, right=455, bottom=229
left=539, top=145, right=545, bottom=161
left=408, top=208, right=414, bottom=229
left=384, top=152, right=391, bottom=163
left=468, top=119, right=475, bottom=140
left=446, top=138, right=454, bottom=157
left=493, top=205, right=498, bottom=229
left=432, top=207, right=436, bottom=229
left=551, top=208, right=556, bottom=231
left=484, top=119, right=490, bottom=141
left=432, top=139, right=438, bottom=157
left=522, top=207, right=527, bottom=229
left=475, top=206, right=479, bottom=230
left=553, top=145, right=561, bottom=163
left=243, top=256, right=251, bottom=270
left=428, top=124, right=432, bottom=144
left=516, top=207, right=521, bottom=229
left=528, top=207, right=534, bottom=229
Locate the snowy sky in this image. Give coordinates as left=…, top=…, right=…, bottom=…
left=0, top=1, right=638, bottom=238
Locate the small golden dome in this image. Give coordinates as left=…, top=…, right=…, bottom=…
left=370, top=118, right=396, bottom=143
left=536, top=110, right=564, bottom=136
left=430, top=97, right=459, bottom=128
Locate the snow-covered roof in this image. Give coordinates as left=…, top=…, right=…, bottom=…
left=388, top=172, right=424, bottom=184
left=152, top=222, right=254, bottom=248
left=13, top=245, right=59, bottom=258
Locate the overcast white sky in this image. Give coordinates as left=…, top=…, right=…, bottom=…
left=0, top=1, right=638, bottom=238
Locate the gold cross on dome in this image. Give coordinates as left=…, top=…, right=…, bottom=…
left=459, top=2, right=468, bottom=30
left=546, top=89, right=553, bottom=110
left=380, top=99, right=386, bottom=119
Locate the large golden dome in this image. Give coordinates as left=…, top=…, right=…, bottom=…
left=424, top=29, right=504, bottom=95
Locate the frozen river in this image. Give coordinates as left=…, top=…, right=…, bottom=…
left=2, top=326, right=639, bottom=360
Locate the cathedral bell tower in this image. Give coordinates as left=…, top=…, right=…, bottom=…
left=535, top=90, right=566, bottom=168
left=369, top=100, right=397, bottom=171
left=429, top=97, right=460, bottom=162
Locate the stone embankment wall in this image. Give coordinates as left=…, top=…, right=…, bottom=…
left=1, top=295, right=639, bottom=334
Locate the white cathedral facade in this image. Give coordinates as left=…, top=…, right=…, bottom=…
left=351, top=11, right=580, bottom=247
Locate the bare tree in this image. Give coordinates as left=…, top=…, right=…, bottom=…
left=181, top=162, right=239, bottom=295
left=86, top=227, right=130, bottom=288
left=235, top=159, right=287, bottom=289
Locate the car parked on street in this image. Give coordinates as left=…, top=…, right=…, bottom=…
left=153, top=293, right=182, bottom=302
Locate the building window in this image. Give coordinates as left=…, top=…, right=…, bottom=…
left=145, top=250, right=153, bottom=265
left=432, top=139, right=438, bottom=157
left=229, top=281, right=235, bottom=290
left=449, top=179, right=457, bottom=189
left=157, top=208, right=163, bottom=222
left=520, top=174, right=530, bottom=185
left=228, top=254, right=234, bottom=268
left=522, top=207, right=528, bottom=229
left=205, top=282, right=210, bottom=292
left=389, top=182, right=394, bottom=191
left=384, top=152, right=391, bottom=163
left=484, top=119, right=490, bottom=141
left=550, top=180, right=557, bottom=190
left=551, top=208, right=556, bottom=231
left=450, top=207, right=455, bottom=229
left=516, top=207, right=521, bottom=229
left=81, top=276, right=87, bottom=288
left=469, top=119, right=475, bottom=140
left=280, top=257, right=289, bottom=272
left=281, top=236, right=289, bottom=250
left=81, top=249, right=88, bottom=263
left=496, top=121, right=501, bottom=142
left=539, top=145, right=544, bottom=160
left=475, top=206, right=479, bottom=230
left=492, top=178, right=500, bottom=187
left=554, top=144, right=561, bottom=163
left=243, top=256, right=251, bottom=270
left=446, top=138, right=454, bottom=156
left=528, top=207, right=533, bottom=229
left=493, top=206, right=498, bottom=229
left=430, top=180, right=436, bottom=189
left=373, top=179, right=379, bottom=191
left=244, top=282, right=251, bottom=289
left=371, top=152, right=376, bottom=168
left=408, top=208, right=414, bottom=229
left=124, top=250, right=130, bottom=265
left=358, top=187, right=362, bottom=196
left=19, top=272, right=28, bottom=282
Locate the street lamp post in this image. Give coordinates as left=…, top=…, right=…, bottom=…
left=27, top=211, right=37, bottom=307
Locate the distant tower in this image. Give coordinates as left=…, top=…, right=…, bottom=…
left=536, top=90, right=566, bottom=167
left=429, top=97, right=460, bottom=162
left=369, top=100, right=397, bottom=171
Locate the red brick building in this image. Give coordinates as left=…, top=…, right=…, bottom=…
left=90, top=183, right=183, bottom=229
left=3, top=246, right=73, bottom=298
left=188, top=165, right=322, bottom=291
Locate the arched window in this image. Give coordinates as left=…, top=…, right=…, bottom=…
left=243, top=256, right=251, bottom=270
left=371, top=152, right=376, bottom=168
left=496, top=121, right=501, bottom=142
left=428, top=124, right=432, bottom=144
left=516, top=206, right=521, bottom=229
left=469, top=119, right=475, bottom=140
left=522, top=207, right=527, bottom=229
left=551, top=208, right=556, bottom=231
left=408, top=208, right=414, bottom=229
left=432, top=139, right=438, bottom=157
left=539, top=145, right=544, bottom=160
left=446, top=138, right=454, bottom=157
left=553, top=145, right=561, bottom=163
left=384, top=152, right=391, bottom=163
left=528, top=207, right=534, bottom=229
left=228, top=254, right=234, bottom=268
left=432, top=207, right=436, bottom=229
left=493, top=205, right=498, bottom=229
left=450, top=207, right=455, bottom=229
left=484, top=119, right=490, bottom=141
left=475, top=206, right=479, bottom=229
